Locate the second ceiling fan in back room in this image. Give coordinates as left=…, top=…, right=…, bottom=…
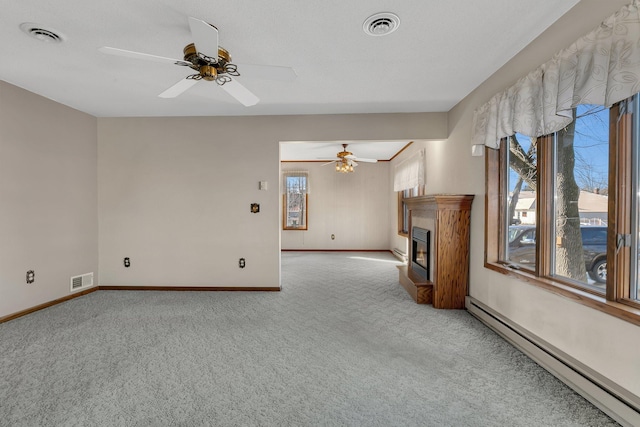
left=322, top=144, right=378, bottom=173
left=99, top=17, right=296, bottom=106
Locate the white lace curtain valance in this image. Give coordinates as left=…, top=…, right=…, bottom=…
left=282, top=170, right=309, bottom=193
left=393, top=149, right=425, bottom=192
left=473, top=0, right=640, bottom=149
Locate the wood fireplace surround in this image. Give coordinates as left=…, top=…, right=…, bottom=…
left=397, top=194, right=474, bottom=309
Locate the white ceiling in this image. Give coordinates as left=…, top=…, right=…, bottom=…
left=281, top=140, right=412, bottom=163
left=0, top=0, right=580, bottom=160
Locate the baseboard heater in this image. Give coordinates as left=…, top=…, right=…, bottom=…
left=466, top=296, right=640, bottom=427
left=392, top=248, right=407, bottom=262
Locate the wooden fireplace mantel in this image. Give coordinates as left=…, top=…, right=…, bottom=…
left=404, top=194, right=474, bottom=212
left=398, top=194, right=474, bottom=309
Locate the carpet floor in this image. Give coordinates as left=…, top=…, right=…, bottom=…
left=0, top=251, right=619, bottom=426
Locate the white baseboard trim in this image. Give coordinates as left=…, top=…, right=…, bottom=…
left=466, top=296, right=640, bottom=427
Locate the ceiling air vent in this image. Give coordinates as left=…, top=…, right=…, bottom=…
left=19, top=23, right=64, bottom=43
left=363, top=13, right=400, bottom=37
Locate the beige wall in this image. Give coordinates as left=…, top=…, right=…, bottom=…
left=282, top=161, right=390, bottom=250
left=388, top=139, right=450, bottom=256
left=445, top=0, right=640, bottom=396
left=3, top=0, right=639, bottom=402
left=0, top=82, right=98, bottom=318
left=97, top=113, right=446, bottom=288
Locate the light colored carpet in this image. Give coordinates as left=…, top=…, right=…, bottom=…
left=0, top=251, right=618, bottom=426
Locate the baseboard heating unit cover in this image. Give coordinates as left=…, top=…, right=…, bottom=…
left=466, top=296, right=640, bottom=427
left=392, top=248, right=407, bottom=262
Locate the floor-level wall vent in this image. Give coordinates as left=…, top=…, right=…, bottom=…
left=70, top=272, right=94, bottom=292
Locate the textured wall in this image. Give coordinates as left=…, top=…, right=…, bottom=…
left=97, top=113, right=446, bottom=288
left=281, top=161, right=390, bottom=250
left=445, top=0, right=640, bottom=396
left=0, top=82, right=98, bottom=318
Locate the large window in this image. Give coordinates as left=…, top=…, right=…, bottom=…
left=486, top=96, right=640, bottom=321
left=283, top=171, right=308, bottom=230
left=398, top=186, right=423, bottom=236
left=394, top=149, right=425, bottom=236
left=477, top=1, right=640, bottom=323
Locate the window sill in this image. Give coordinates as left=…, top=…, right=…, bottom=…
left=485, top=261, right=640, bottom=327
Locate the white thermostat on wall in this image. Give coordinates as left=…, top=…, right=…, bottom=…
left=259, top=181, right=268, bottom=190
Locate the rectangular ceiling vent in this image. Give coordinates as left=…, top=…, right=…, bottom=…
left=70, top=272, right=94, bottom=292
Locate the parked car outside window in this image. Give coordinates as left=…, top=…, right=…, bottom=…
left=508, top=225, right=607, bottom=284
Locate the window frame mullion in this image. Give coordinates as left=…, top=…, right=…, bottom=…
left=610, top=101, right=633, bottom=303
left=536, top=135, right=554, bottom=279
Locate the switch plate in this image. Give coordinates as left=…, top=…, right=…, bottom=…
left=259, top=181, right=268, bottom=190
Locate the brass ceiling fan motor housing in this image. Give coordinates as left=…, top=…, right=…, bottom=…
left=337, top=144, right=352, bottom=159
left=183, top=43, right=231, bottom=70
left=199, top=65, right=218, bottom=81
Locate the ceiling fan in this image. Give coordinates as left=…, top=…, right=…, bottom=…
left=323, top=144, right=378, bottom=173
left=99, top=17, right=296, bottom=106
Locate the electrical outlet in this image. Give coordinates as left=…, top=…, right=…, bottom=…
left=331, top=234, right=335, bottom=240
left=239, top=258, right=246, bottom=268
left=26, top=270, right=35, bottom=284
left=124, top=257, right=130, bottom=268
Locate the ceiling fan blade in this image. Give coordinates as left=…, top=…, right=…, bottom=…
left=158, top=78, right=199, bottom=98
left=219, top=78, right=259, bottom=106
left=321, top=160, right=337, bottom=166
left=99, top=47, right=191, bottom=67
left=188, top=17, right=219, bottom=60
left=354, top=158, right=378, bottom=163
left=236, top=64, right=297, bottom=82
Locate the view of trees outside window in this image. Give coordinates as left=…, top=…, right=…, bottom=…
left=553, top=105, right=608, bottom=287
left=505, top=105, right=609, bottom=289
left=284, top=175, right=307, bottom=229
left=506, top=133, right=538, bottom=269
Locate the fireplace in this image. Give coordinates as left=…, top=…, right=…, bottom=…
left=411, top=227, right=430, bottom=280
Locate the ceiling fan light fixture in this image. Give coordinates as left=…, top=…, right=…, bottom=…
left=363, top=13, right=400, bottom=37
left=336, top=159, right=354, bottom=173
left=19, top=22, right=64, bottom=43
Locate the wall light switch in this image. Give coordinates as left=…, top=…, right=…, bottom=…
left=259, top=181, right=268, bottom=190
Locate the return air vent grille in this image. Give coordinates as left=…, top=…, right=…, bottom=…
left=70, top=272, right=94, bottom=292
